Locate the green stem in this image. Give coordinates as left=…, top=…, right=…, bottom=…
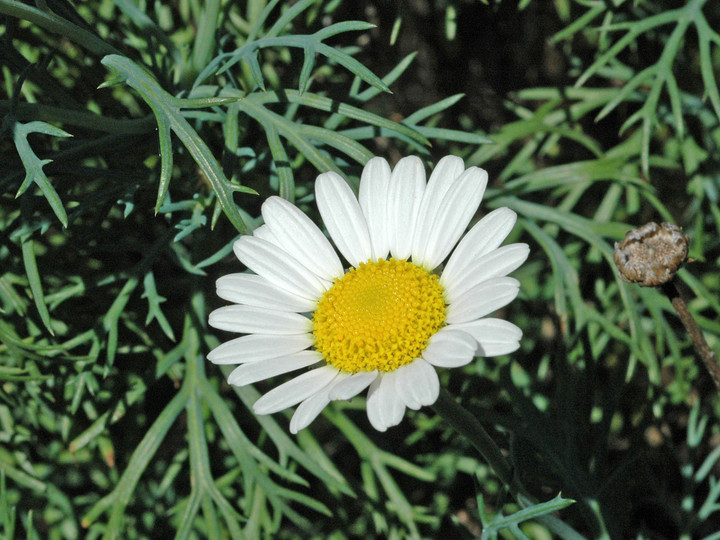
left=0, top=102, right=156, bottom=135
left=431, top=389, right=522, bottom=497
left=0, top=0, right=119, bottom=57
left=191, top=0, right=221, bottom=75
left=432, top=388, right=587, bottom=540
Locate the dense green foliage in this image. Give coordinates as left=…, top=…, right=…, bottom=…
left=2, top=0, right=720, bottom=538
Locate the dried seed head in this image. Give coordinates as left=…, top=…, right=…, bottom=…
left=614, top=222, right=689, bottom=287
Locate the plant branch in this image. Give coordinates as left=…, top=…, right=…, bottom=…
left=662, top=280, right=720, bottom=390
left=431, top=389, right=586, bottom=540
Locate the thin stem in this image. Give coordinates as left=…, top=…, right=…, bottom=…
left=662, top=280, right=720, bottom=389
left=0, top=0, right=119, bottom=57
left=0, top=102, right=156, bottom=135
left=431, top=389, right=519, bottom=495
left=431, top=388, right=588, bottom=540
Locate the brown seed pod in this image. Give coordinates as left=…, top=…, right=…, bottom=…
left=613, top=222, right=689, bottom=287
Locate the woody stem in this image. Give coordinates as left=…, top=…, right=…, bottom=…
left=661, top=280, right=720, bottom=390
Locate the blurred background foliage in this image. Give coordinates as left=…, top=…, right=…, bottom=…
left=1, top=0, right=720, bottom=538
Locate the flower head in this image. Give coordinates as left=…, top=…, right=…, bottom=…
left=208, top=156, right=529, bottom=433
left=614, top=221, right=689, bottom=287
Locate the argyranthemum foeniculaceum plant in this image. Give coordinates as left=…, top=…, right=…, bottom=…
left=208, top=156, right=529, bottom=433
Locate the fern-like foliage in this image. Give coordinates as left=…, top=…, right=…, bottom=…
left=0, top=1, right=477, bottom=538
left=2, top=0, right=720, bottom=538
left=554, top=0, right=720, bottom=174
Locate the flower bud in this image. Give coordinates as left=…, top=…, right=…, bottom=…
left=613, top=222, right=689, bottom=287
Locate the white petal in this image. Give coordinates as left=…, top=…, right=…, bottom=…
left=234, top=236, right=329, bottom=301
left=394, top=358, right=440, bottom=408
left=417, top=167, right=488, bottom=270
left=442, top=244, right=530, bottom=304
left=252, top=224, right=278, bottom=245
left=315, top=172, right=373, bottom=267
left=421, top=328, right=477, bottom=368
left=365, top=377, right=386, bottom=431
left=289, top=372, right=351, bottom=433
left=441, top=207, right=518, bottom=287
left=445, top=277, right=521, bottom=324
left=359, top=157, right=392, bottom=261
left=393, top=368, right=421, bottom=410
left=253, top=366, right=339, bottom=415
left=328, top=370, right=379, bottom=400
left=227, top=350, right=323, bottom=386
left=387, top=156, right=426, bottom=260
left=216, top=273, right=317, bottom=312
left=366, top=374, right=406, bottom=431
left=207, top=333, right=313, bottom=364
left=208, top=306, right=311, bottom=334
left=428, top=156, right=466, bottom=186
left=411, top=156, right=466, bottom=264
left=262, top=196, right=344, bottom=281
left=289, top=392, right=329, bottom=434
left=381, top=375, right=407, bottom=428
left=451, top=319, right=523, bottom=356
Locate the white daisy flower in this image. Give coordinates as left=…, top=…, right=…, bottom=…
left=208, top=156, right=529, bottom=433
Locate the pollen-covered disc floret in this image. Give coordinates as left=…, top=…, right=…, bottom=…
left=313, top=258, right=446, bottom=373
left=208, top=155, right=530, bottom=434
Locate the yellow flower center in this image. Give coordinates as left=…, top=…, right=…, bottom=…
left=312, top=258, right=446, bottom=374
